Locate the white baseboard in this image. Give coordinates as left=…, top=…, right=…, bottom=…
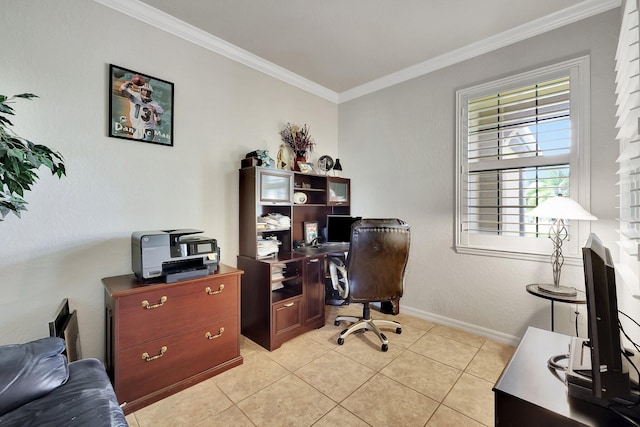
left=400, top=305, right=520, bottom=347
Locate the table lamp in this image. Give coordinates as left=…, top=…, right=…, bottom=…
left=526, top=195, right=597, bottom=296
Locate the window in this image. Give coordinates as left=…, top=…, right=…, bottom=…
left=615, top=0, right=640, bottom=290
left=455, top=57, right=591, bottom=261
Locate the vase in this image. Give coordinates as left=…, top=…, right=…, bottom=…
left=294, top=155, right=306, bottom=171
left=277, top=144, right=295, bottom=170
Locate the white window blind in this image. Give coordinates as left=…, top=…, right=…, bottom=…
left=467, top=76, right=571, bottom=237
left=615, top=0, right=640, bottom=290
left=456, top=57, right=590, bottom=260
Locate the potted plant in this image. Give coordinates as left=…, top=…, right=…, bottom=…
left=0, top=93, right=66, bottom=220
left=279, top=123, right=315, bottom=170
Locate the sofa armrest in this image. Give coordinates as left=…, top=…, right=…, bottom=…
left=0, top=337, right=68, bottom=416
left=0, top=358, right=127, bottom=426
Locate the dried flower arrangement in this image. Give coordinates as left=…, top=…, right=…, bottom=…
left=279, top=123, right=315, bottom=158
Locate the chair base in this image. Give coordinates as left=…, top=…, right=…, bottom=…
left=334, top=304, right=402, bottom=352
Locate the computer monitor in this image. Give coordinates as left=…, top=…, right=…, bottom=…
left=326, top=215, right=361, bottom=243
left=568, top=233, right=635, bottom=407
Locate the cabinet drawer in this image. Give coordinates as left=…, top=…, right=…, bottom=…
left=116, top=317, right=238, bottom=404
left=272, top=298, right=302, bottom=337
left=117, top=276, right=238, bottom=349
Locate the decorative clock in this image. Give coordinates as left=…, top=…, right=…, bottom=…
left=317, top=155, right=334, bottom=175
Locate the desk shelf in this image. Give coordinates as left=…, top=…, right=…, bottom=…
left=238, top=166, right=352, bottom=350
left=238, top=255, right=324, bottom=350
left=240, top=166, right=350, bottom=257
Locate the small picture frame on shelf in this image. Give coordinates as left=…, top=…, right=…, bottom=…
left=304, top=221, right=318, bottom=245
left=297, top=162, right=314, bottom=174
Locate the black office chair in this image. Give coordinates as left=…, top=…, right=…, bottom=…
left=333, top=218, right=410, bottom=351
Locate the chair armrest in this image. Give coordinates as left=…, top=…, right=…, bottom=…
left=0, top=337, right=69, bottom=415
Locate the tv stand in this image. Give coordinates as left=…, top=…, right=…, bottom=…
left=493, top=327, right=639, bottom=426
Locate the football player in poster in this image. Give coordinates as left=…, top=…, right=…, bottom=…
left=110, top=65, right=173, bottom=146
left=119, top=76, right=164, bottom=142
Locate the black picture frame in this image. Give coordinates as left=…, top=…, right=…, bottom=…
left=108, top=64, right=174, bottom=146
left=49, top=299, right=82, bottom=362
left=304, top=221, right=319, bottom=245
left=63, top=310, right=82, bottom=362
left=49, top=298, right=70, bottom=338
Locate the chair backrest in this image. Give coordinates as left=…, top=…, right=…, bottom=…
left=346, top=218, right=410, bottom=303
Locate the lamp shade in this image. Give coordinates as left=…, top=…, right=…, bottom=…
left=526, top=195, right=597, bottom=221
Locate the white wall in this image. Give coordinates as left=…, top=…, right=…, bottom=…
left=2, top=1, right=634, bottom=358
left=0, top=0, right=338, bottom=358
left=339, top=9, right=635, bottom=343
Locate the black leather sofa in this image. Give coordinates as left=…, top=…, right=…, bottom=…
left=0, top=337, right=127, bottom=426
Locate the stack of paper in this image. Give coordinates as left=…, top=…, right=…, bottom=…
left=271, top=263, right=286, bottom=280
left=257, top=236, right=281, bottom=258
left=271, top=263, right=286, bottom=290
left=259, top=213, right=291, bottom=229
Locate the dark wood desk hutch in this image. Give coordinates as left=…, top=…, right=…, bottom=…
left=238, top=166, right=350, bottom=350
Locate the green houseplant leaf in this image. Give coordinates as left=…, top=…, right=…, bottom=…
left=0, top=93, right=66, bottom=220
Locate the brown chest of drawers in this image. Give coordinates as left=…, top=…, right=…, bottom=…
left=103, top=264, right=243, bottom=414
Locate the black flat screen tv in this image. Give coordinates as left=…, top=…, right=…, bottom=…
left=326, top=215, right=361, bottom=243
left=576, top=233, right=632, bottom=401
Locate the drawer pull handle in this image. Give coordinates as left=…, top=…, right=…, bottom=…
left=141, top=296, right=167, bottom=309
left=284, top=302, right=294, bottom=307
left=142, top=346, right=167, bottom=362
left=205, top=327, right=225, bottom=340
left=205, top=284, right=224, bottom=295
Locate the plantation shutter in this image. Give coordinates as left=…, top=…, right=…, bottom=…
left=464, top=76, right=571, bottom=238
left=615, top=0, right=640, bottom=288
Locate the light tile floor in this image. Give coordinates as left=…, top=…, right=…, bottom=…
left=125, top=304, right=515, bottom=427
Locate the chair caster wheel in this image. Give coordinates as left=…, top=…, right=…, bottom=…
left=381, top=343, right=388, bottom=352
left=337, top=337, right=344, bottom=345
left=396, top=327, right=402, bottom=334
left=334, top=320, right=340, bottom=326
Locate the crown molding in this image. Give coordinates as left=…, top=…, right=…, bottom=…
left=96, top=0, right=620, bottom=105
left=338, top=0, right=621, bottom=103
left=94, top=0, right=339, bottom=103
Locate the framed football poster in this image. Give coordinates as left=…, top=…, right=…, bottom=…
left=304, top=221, right=319, bottom=245
left=108, top=64, right=174, bottom=146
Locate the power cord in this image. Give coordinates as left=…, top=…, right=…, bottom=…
left=619, top=311, right=640, bottom=354
left=547, top=353, right=569, bottom=384
left=608, top=311, right=640, bottom=426
left=618, top=311, right=640, bottom=390
left=610, top=408, right=640, bottom=427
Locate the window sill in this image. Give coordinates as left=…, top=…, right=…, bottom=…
left=454, top=245, right=584, bottom=266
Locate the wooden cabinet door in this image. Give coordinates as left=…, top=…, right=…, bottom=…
left=258, top=169, right=293, bottom=205
left=272, top=297, right=303, bottom=349
left=327, top=177, right=350, bottom=206
left=304, top=257, right=325, bottom=327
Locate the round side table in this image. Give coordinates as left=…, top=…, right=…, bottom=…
left=526, top=284, right=586, bottom=332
